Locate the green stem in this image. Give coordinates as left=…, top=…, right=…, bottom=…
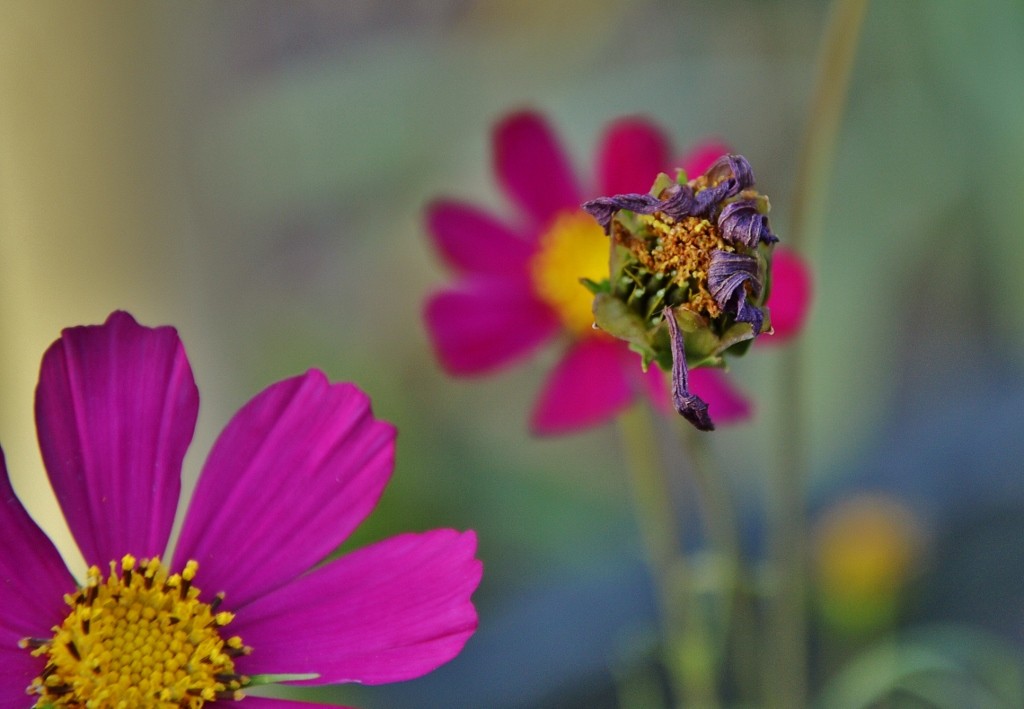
left=789, top=0, right=870, bottom=253
left=679, top=424, right=760, bottom=705
left=769, top=1, right=870, bottom=707
left=617, top=404, right=719, bottom=708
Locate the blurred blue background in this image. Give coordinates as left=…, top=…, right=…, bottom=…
left=2, top=2, right=1023, bottom=706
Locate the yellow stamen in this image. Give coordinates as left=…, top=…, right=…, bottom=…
left=529, top=210, right=609, bottom=335
left=22, top=555, right=250, bottom=708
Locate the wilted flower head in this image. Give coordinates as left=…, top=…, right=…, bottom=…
left=424, top=111, right=777, bottom=434
left=583, top=154, right=780, bottom=430
left=1, top=311, right=481, bottom=707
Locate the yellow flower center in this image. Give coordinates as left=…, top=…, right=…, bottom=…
left=529, top=210, right=610, bottom=336
left=22, top=556, right=250, bottom=708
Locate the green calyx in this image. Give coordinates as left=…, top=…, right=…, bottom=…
left=587, top=239, right=770, bottom=374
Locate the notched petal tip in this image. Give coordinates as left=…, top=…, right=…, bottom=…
left=36, top=309, right=198, bottom=567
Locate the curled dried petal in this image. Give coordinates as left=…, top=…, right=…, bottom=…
left=708, top=250, right=764, bottom=334
left=582, top=183, right=697, bottom=234
left=582, top=193, right=663, bottom=234
left=693, top=154, right=756, bottom=214
left=718, top=199, right=778, bottom=248
left=665, top=307, right=714, bottom=431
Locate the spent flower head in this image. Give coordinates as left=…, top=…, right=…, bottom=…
left=1, top=311, right=481, bottom=707
left=424, top=111, right=780, bottom=434
left=583, top=154, right=785, bottom=430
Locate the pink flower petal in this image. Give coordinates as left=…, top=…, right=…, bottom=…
left=0, top=642, right=44, bottom=707
left=494, top=111, right=581, bottom=226
left=173, top=372, right=395, bottom=607
left=233, top=530, right=481, bottom=686
left=689, top=368, right=752, bottom=424
left=680, top=140, right=732, bottom=177
left=763, top=248, right=812, bottom=342
left=530, top=337, right=634, bottom=435
left=424, top=278, right=560, bottom=375
left=233, top=698, right=352, bottom=709
left=34, top=311, right=198, bottom=566
left=0, top=449, right=75, bottom=641
left=426, top=200, right=534, bottom=276
left=598, top=118, right=671, bottom=196
left=0, top=449, right=72, bottom=703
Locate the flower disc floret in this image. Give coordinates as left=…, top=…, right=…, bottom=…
left=22, top=556, right=248, bottom=708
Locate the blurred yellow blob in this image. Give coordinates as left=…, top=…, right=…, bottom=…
left=813, top=494, right=925, bottom=634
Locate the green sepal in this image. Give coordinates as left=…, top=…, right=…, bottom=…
left=650, top=171, right=676, bottom=196
left=580, top=277, right=609, bottom=296
left=593, top=292, right=658, bottom=366
left=675, top=308, right=760, bottom=367
left=672, top=309, right=724, bottom=366
left=714, top=320, right=757, bottom=358
left=248, top=672, right=320, bottom=685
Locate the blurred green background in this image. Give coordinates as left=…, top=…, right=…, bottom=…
left=2, top=1, right=1024, bottom=707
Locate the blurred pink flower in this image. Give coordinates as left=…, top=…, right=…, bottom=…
left=3, top=311, right=481, bottom=707
left=424, top=111, right=810, bottom=434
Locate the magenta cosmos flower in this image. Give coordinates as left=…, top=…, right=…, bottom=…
left=1, top=312, right=481, bottom=708
left=424, top=111, right=810, bottom=435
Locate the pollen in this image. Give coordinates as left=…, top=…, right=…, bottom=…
left=615, top=212, right=735, bottom=318
left=21, top=556, right=250, bottom=708
left=529, top=210, right=610, bottom=336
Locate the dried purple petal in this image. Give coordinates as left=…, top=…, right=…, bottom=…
left=718, top=199, right=778, bottom=248
left=665, top=306, right=714, bottom=431
left=582, top=193, right=664, bottom=234
left=708, top=250, right=764, bottom=334
left=693, top=154, right=756, bottom=215
left=656, top=183, right=699, bottom=220
left=582, top=183, right=698, bottom=235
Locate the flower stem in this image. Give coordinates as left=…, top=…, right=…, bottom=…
left=768, top=1, right=869, bottom=707
left=678, top=424, right=760, bottom=704
left=617, top=404, right=719, bottom=708
left=788, top=0, right=870, bottom=254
